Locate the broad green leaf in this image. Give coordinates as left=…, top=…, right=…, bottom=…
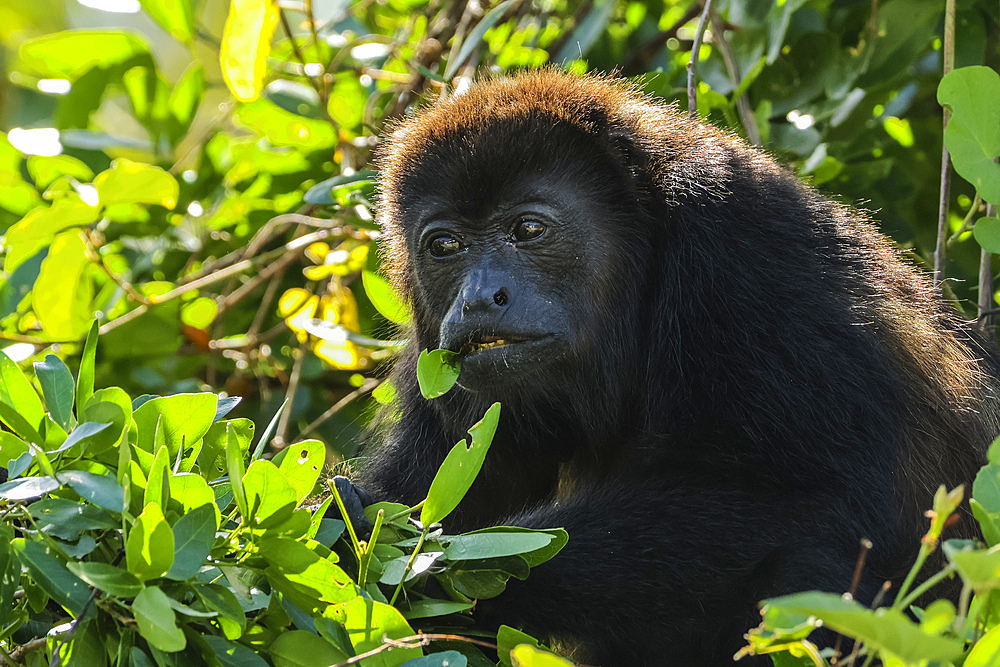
left=362, top=270, right=411, bottom=324
left=144, top=442, right=170, bottom=509
left=50, top=421, right=111, bottom=455
left=497, top=626, right=547, bottom=667
left=975, top=218, right=1000, bottom=254
left=459, top=527, right=568, bottom=567
left=170, top=473, right=220, bottom=526
left=198, top=417, right=254, bottom=481
left=967, top=624, right=1000, bottom=667
left=243, top=459, right=297, bottom=526
left=204, top=636, right=269, bottom=667
left=166, top=503, right=217, bottom=580
left=33, top=355, right=74, bottom=430
left=133, top=393, right=217, bottom=458
left=220, top=0, right=279, bottom=102
left=939, top=67, right=1000, bottom=204
left=67, top=562, right=142, bottom=598
left=380, top=551, right=444, bottom=585
left=167, top=64, right=204, bottom=128
left=76, top=321, right=99, bottom=411
left=139, top=0, right=194, bottom=43
left=235, top=98, right=336, bottom=149
left=19, top=30, right=150, bottom=80
left=132, top=586, right=186, bottom=652
left=28, top=497, right=117, bottom=540
left=276, top=439, right=324, bottom=503
left=401, top=600, right=473, bottom=620
left=0, top=431, right=28, bottom=467
left=945, top=540, right=1000, bottom=590
left=26, top=155, right=94, bottom=189
left=227, top=422, right=249, bottom=518
left=972, top=498, right=1000, bottom=546
left=0, top=349, right=45, bottom=431
left=12, top=538, right=90, bottom=615
left=510, top=645, right=573, bottom=667
left=126, top=502, right=175, bottom=580
left=80, top=387, right=132, bottom=455
left=94, top=159, right=178, bottom=209
left=336, top=595, right=422, bottom=666
left=3, top=199, right=98, bottom=274
left=34, top=230, right=93, bottom=340
left=764, top=591, right=964, bottom=663
left=416, top=349, right=461, bottom=399
left=422, top=403, right=500, bottom=526
left=443, top=532, right=553, bottom=561
left=193, top=583, right=246, bottom=639
left=258, top=537, right=356, bottom=612
left=269, top=631, right=348, bottom=667
left=0, top=476, right=59, bottom=501
left=372, top=380, right=396, bottom=405
left=60, top=470, right=125, bottom=512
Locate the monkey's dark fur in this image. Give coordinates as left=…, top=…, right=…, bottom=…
left=352, top=72, right=1000, bottom=664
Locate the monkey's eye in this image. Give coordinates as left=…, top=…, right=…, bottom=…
left=513, top=219, right=545, bottom=242
left=429, top=235, right=462, bottom=257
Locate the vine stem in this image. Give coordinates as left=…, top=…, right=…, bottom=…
left=933, top=0, right=956, bottom=285
left=686, top=0, right=715, bottom=119
left=389, top=526, right=428, bottom=605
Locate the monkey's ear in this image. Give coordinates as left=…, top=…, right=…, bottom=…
left=606, top=125, right=654, bottom=192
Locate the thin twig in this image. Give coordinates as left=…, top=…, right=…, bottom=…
left=709, top=9, right=761, bottom=146
left=833, top=538, right=872, bottom=664
left=933, top=0, right=956, bottom=285
left=298, top=378, right=379, bottom=439
left=980, top=202, right=999, bottom=332
left=273, top=343, right=306, bottom=449
left=687, top=0, right=715, bottom=119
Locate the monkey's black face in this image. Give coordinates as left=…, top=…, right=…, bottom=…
left=407, top=173, right=611, bottom=390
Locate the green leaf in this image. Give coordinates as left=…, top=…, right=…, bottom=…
left=227, top=422, right=249, bottom=518
left=0, top=476, right=59, bottom=501
left=28, top=497, right=117, bottom=539
left=421, top=403, right=500, bottom=526
left=764, top=591, right=964, bottom=664
left=12, top=538, right=90, bottom=615
left=269, top=631, right=348, bottom=667
left=939, top=67, right=1000, bottom=204
left=975, top=218, right=1000, bottom=254
left=443, top=532, right=553, bottom=561
left=552, top=0, right=615, bottom=65
left=372, top=380, right=396, bottom=405
left=170, top=473, right=221, bottom=525
left=144, top=441, right=170, bottom=509
left=304, top=171, right=375, bottom=204
left=0, top=431, right=28, bottom=468
left=945, top=540, right=1000, bottom=590
left=0, top=349, right=45, bottom=431
left=416, top=349, right=461, bottom=399
left=276, top=439, right=324, bottom=503
left=258, top=537, right=357, bottom=612
left=80, top=388, right=132, bottom=455
left=445, top=0, right=518, bottom=79
left=497, top=626, right=547, bottom=667
left=3, top=199, right=98, bottom=274
left=19, top=29, right=150, bottom=80
left=26, top=155, right=94, bottom=190
left=220, top=0, right=279, bottom=102
left=66, top=562, right=143, bottom=598
left=167, top=64, right=204, bottom=129
left=94, top=158, right=179, bottom=209
left=235, top=98, right=336, bottom=149
left=126, top=502, right=175, bottom=580
left=34, top=230, right=94, bottom=340
left=139, top=0, right=194, bottom=43
left=76, top=321, right=99, bottom=412
left=60, top=470, right=125, bottom=512
left=204, top=636, right=269, bottom=667
left=401, top=600, right=473, bottom=620
left=180, top=296, right=218, bottom=329
left=166, top=503, right=217, bottom=580
left=966, top=624, right=1000, bottom=667
left=509, top=645, right=573, bottom=667
left=336, top=595, right=422, bottom=666
left=243, top=459, right=297, bottom=527
left=459, top=527, right=568, bottom=567
left=33, top=355, right=74, bottom=430
left=132, top=586, right=186, bottom=652
left=193, top=583, right=246, bottom=639
left=133, top=393, right=218, bottom=458
left=362, top=270, right=412, bottom=324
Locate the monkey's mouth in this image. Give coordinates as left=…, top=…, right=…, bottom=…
left=461, top=335, right=525, bottom=355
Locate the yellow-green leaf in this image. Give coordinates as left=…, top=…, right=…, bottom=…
left=220, top=0, right=279, bottom=102
left=94, top=158, right=178, bottom=209
left=4, top=198, right=99, bottom=273
left=33, top=230, right=93, bottom=340
left=19, top=30, right=150, bottom=80
left=139, top=0, right=194, bottom=44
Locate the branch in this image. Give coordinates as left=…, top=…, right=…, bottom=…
left=709, top=9, right=761, bottom=146
left=933, top=0, right=956, bottom=285
left=687, top=0, right=715, bottom=120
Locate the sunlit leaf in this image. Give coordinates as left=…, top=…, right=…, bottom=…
left=33, top=230, right=93, bottom=340
left=133, top=585, right=186, bottom=652
left=362, top=270, right=411, bottom=324
left=974, top=218, right=1000, bottom=254
left=19, top=30, right=150, bottom=80
left=220, top=0, right=279, bottom=102
left=126, top=502, right=175, bottom=580
left=4, top=198, right=98, bottom=273
left=139, top=0, right=194, bottom=43
left=416, top=349, right=461, bottom=399
left=94, top=158, right=178, bottom=209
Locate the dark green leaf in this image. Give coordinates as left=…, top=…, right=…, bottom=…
left=33, top=354, right=74, bottom=430
left=51, top=421, right=111, bottom=454
left=66, top=562, right=143, bottom=598
left=166, top=504, right=217, bottom=580
left=12, top=538, right=90, bottom=615
left=203, top=636, right=269, bottom=667
left=60, top=470, right=125, bottom=512
left=0, top=476, right=59, bottom=501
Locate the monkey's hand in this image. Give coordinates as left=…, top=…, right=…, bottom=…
left=325, top=475, right=374, bottom=535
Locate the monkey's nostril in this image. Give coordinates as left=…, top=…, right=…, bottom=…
left=493, top=289, right=508, bottom=306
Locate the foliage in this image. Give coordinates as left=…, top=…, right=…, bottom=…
left=0, top=0, right=999, bottom=665
left=0, top=327, right=567, bottom=665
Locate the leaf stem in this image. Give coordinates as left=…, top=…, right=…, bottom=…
left=389, top=526, right=428, bottom=605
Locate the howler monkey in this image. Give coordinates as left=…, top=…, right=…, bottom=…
left=338, top=72, right=1000, bottom=664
